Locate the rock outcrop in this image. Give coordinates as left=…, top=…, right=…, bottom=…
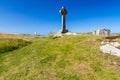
left=100, top=42, right=120, bottom=57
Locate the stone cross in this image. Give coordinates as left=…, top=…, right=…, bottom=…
left=59, top=6, right=68, bottom=33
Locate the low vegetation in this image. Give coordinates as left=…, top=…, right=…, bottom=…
left=0, top=33, right=33, bottom=41
left=0, top=38, right=30, bottom=53
left=0, top=33, right=120, bottom=80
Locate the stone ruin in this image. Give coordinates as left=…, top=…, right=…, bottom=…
left=93, top=28, right=111, bottom=36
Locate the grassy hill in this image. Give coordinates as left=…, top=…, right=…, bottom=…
left=0, top=33, right=120, bottom=80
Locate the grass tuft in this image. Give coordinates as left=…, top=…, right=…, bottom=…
left=0, top=38, right=31, bottom=53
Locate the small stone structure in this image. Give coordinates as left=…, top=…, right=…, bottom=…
left=93, top=28, right=110, bottom=36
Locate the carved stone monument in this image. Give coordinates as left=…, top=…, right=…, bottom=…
left=59, top=6, right=68, bottom=33
left=54, top=6, right=69, bottom=38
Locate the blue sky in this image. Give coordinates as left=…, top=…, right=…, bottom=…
left=0, top=0, right=120, bottom=35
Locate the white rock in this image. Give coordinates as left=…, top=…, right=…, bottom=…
left=110, top=42, right=120, bottom=47
left=100, top=44, right=120, bottom=57
left=54, top=32, right=63, bottom=37
left=64, top=32, right=78, bottom=36
left=54, top=32, right=79, bottom=38
left=101, top=41, right=106, bottom=45
left=101, top=41, right=110, bottom=45
left=101, top=41, right=120, bottom=47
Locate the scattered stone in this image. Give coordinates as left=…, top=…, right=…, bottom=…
left=64, top=32, right=78, bottom=36
left=100, top=40, right=120, bottom=57
left=101, top=41, right=120, bottom=47
left=100, top=44, right=120, bottom=57
left=113, top=61, right=117, bottom=65
left=53, top=32, right=79, bottom=38
left=110, top=42, right=120, bottom=47
left=110, top=61, right=117, bottom=65
left=101, top=41, right=109, bottom=45
left=54, top=32, right=63, bottom=38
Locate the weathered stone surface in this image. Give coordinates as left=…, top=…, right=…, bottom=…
left=54, top=32, right=79, bottom=38
left=54, top=32, right=63, bottom=38
left=110, top=42, right=120, bottom=47
left=100, top=44, right=120, bottom=57
left=59, top=6, right=68, bottom=33
left=101, top=41, right=109, bottom=45
left=101, top=41, right=120, bottom=47
left=64, top=32, right=78, bottom=36
left=93, top=28, right=110, bottom=36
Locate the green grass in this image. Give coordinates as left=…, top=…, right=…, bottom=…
left=0, top=34, right=120, bottom=80
left=0, top=38, right=31, bottom=53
